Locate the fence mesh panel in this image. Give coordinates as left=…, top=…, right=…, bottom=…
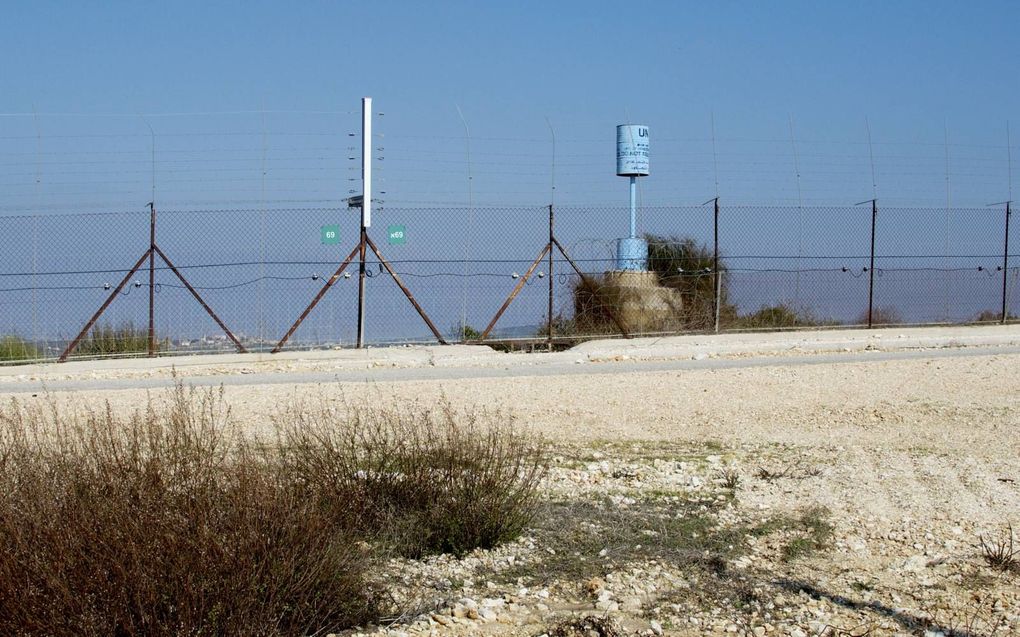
left=0, top=203, right=1016, bottom=362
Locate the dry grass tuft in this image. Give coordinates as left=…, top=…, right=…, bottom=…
left=979, top=523, right=1018, bottom=572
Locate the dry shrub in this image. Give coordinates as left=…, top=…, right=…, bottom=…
left=569, top=275, right=630, bottom=336
left=73, top=321, right=166, bottom=357
left=736, top=302, right=829, bottom=329
left=0, top=386, right=378, bottom=636
left=856, top=305, right=902, bottom=326
left=646, top=235, right=737, bottom=329
left=278, top=398, right=547, bottom=558
left=979, top=523, right=1018, bottom=572
left=0, top=385, right=545, bottom=636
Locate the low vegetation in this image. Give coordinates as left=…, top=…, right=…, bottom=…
left=563, top=235, right=737, bottom=335
left=979, top=524, right=1018, bottom=572
left=735, top=302, right=837, bottom=329
left=779, top=506, right=834, bottom=561
left=563, top=237, right=852, bottom=335
left=504, top=496, right=740, bottom=586
left=857, top=305, right=903, bottom=325
left=504, top=490, right=834, bottom=594
left=646, top=235, right=738, bottom=329
left=453, top=322, right=483, bottom=342
left=72, top=321, right=165, bottom=357
left=547, top=615, right=624, bottom=637
left=0, top=385, right=545, bottom=636
left=975, top=309, right=1018, bottom=322
left=0, top=333, right=37, bottom=362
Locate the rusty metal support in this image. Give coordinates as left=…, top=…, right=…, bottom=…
left=547, top=205, right=554, bottom=350
left=480, top=243, right=550, bottom=341
left=153, top=246, right=246, bottom=354
left=365, top=235, right=447, bottom=344
left=1003, top=201, right=1012, bottom=324
left=552, top=237, right=631, bottom=338
left=57, top=249, right=152, bottom=362
left=60, top=205, right=249, bottom=362
left=148, top=203, right=156, bottom=357
left=272, top=242, right=361, bottom=353
left=713, top=197, right=721, bottom=333
left=867, top=199, right=877, bottom=328
left=357, top=227, right=367, bottom=348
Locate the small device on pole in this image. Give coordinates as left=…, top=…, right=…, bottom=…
left=616, top=124, right=649, bottom=270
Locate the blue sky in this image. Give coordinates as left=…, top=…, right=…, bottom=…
left=2, top=1, right=1017, bottom=209
left=0, top=2, right=1018, bottom=345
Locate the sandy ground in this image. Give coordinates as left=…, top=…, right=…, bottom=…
left=2, top=328, right=1018, bottom=636
left=17, top=351, right=1020, bottom=524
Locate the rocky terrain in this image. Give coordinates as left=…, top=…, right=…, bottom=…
left=3, top=334, right=1017, bottom=636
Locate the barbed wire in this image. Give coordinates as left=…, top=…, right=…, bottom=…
left=2, top=266, right=1016, bottom=294
left=1, top=257, right=1016, bottom=280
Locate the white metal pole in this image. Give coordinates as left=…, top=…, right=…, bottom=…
left=362, top=97, right=372, bottom=229
left=357, top=97, right=372, bottom=348
left=629, top=176, right=637, bottom=238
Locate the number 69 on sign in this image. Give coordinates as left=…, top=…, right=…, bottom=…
left=320, top=225, right=340, bottom=245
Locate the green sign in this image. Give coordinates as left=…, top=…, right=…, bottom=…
left=320, top=225, right=340, bottom=245
left=387, top=224, right=406, bottom=245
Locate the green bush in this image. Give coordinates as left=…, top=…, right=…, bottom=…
left=279, top=399, right=546, bottom=558
left=452, top=322, right=483, bottom=341
left=561, top=235, right=736, bottom=336
left=646, top=235, right=737, bottom=329
left=735, top=302, right=834, bottom=329
left=0, top=334, right=37, bottom=362
left=72, top=321, right=163, bottom=357
left=856, top=305, right=902, bottom=325
left=0, top=385, right=545, bottom=636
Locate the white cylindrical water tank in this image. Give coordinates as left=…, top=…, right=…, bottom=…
left=616, top=124, right=650, bottom=176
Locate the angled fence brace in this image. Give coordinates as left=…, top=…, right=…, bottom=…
left=1002, top=201, right=1012, bottom=324
left=272, top=242, right=361, bottom=353
left=365, top=235, right=447, bottom=343
left=480, top=205, right=630, bottom=341
left=58, top=204, right=246, bottom=362
left=272, top=233, right=447, bottom=353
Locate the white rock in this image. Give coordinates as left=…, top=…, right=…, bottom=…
left=650, top=620, right=663, bottom=635
left=621, top=595, right=643, bottom=611
left=902, top=555, right=928, bottom=572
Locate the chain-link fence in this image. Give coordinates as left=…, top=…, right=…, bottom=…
left=0, top=203, right=1016, bottom=362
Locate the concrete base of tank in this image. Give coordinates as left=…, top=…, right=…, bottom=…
left=600, top=270, right=683, bottom=333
